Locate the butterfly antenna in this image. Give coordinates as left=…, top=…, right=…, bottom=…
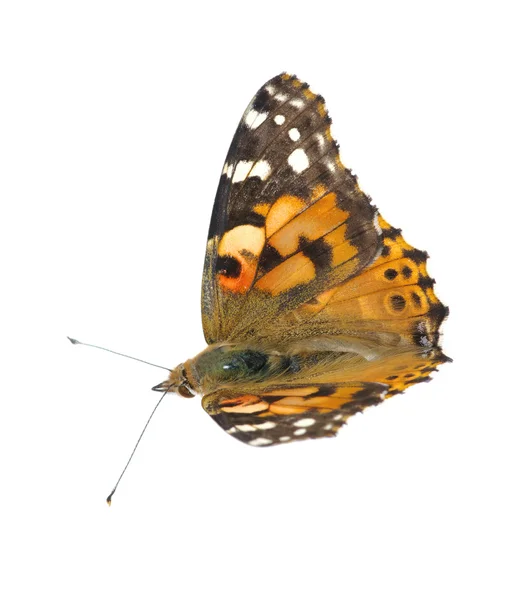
left=106, top=388, right=172, bottom=506
left=67, top=337, right=171, bottom=372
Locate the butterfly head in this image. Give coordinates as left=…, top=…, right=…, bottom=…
left=152, top=363, right=196, bottom=398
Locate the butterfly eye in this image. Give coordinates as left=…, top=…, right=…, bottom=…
left=178, top=384, right=195, bottom=398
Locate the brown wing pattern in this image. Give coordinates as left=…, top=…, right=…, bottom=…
left=202, top=74, right=382, bottom=344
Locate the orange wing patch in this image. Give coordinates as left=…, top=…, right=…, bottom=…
left=324, top=223, right=358, bottom=267
left=265, top=195, right=306, bottom=238
left=267, top=192, right=348, bottom=256
left=256, top=253, right=316, bottom=295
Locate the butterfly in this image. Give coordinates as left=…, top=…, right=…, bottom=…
left=155, top=73, right=450, bottom=447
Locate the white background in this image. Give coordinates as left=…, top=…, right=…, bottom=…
left=1, top=1, right=528, bottom=598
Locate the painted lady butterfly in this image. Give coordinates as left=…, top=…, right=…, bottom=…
left=155, top=73, right=450, bottom=447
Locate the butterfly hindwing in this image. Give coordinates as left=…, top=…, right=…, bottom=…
left=202, top=382, right=389, bottom=446
left=202, top=74, right=382, bottom=344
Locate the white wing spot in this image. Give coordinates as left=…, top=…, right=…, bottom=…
left=326, top=159, right=336, bottom=173
left=288, top=148, right=309, bottom=173
left=294, top=418, right=316, bottom=428
left=274, top=114, right=285, bottom=125
left=373, top=213, right=383, bottom=234
left=252, top=159, right=271, bottom=180
left=293, top=428, right=307, bottom=436
left=265, top=84, right=276, bottom=95
left=222, top=163, right=234, bottom=179
left=245, top=109, right=268, bottom=130
left=288, top=128, right=300, bottom=141
left=236, top=424, right=256, bottom=432
left=232, top=161, right=253, bottom=182
left=249, top=437, right=273, bottom=446
left=333, top=414, right=343, bottom=421
left=290, top=98, right=304, bottom=108
left=279, top=436, right=291, bottom=442
left=316, top=133, right=326, bottom=148
left=226, top=427, right=237, bottom=434
left=275, top=93, right=288, bottom=102
left=255, top=421, right=276, bottom=430
left=323, top=424, right=333, bottom=431
left=232, top=160, right=271, bottom=182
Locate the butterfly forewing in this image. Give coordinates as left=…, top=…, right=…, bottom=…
left=202, top=74, right=382, bottom=345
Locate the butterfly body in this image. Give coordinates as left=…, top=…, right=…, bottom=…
left=157, top=73, right=449, bottom=447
